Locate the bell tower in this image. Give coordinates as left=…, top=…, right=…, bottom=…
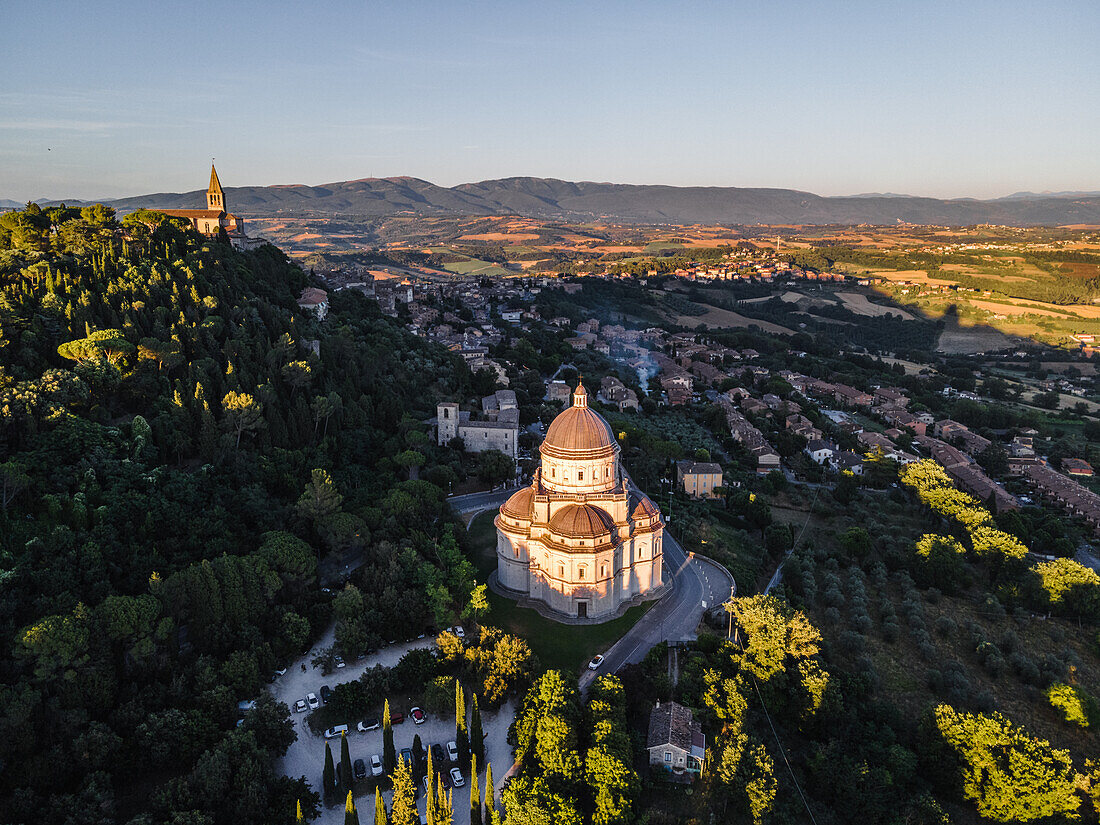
left=207, top=164, right=225, bottom=212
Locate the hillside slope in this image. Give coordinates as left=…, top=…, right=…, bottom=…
left=97, top=176, right=1100, bottom=226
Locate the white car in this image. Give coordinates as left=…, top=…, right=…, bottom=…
left=306, top=692, right=320, bottom=710
left=588, top=654, right=604, bottom=671
left=410, top=707, right=426, bottom=725
left=357, top=718, right=380, bottom=733
left=294, top=699, right=307, bottom=713
left=370, top=754, right=383, bottom=777
left=450, top=767, right=465, bottom=788
left=446, top=741, right=459, bottom=762
left=452, top=626, right=465, bottom=640
left=334, top=655, right=346, bottom=669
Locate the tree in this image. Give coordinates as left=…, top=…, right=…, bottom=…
left=476, top=449, right=514, bottom=487
left=383, top=698, right=397, bottom=773
left=374, top=787, right=386, bottom=825
left=324, top=741, right=336, bottom=798
left=340, top=730, right=353, bottom=791
left=345, top=790, right=360, bottom=825
left=297, top=799, right=306, bottom=824
left=484, top=762, right=498, bottom=825
left=913, top=533, right=967, bottom=592
left=57, top=329, right=134, bottom=366
left=470, top=693, right=485, bottom=764
left=297, top=468, right=344, bottom=523
left=933, top=704, right=1080, bottom=822
left=1032, top=557, right=1100, bottom=619
left=465, top=584, right=490, bottom=620
left=389, top=757, right=418, bottom=825
left=470, top=752, right=482, bottom=825
left=0, top=461, right=29, bottom=512
left=223, top=391, right=264, bottom=449
left=456, top=680, right=470, bottom=770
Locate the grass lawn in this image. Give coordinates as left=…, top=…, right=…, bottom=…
left=465, top=512, right=655, bottom=673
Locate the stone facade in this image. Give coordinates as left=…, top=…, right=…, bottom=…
left=495, top=382, right=664, bottom=621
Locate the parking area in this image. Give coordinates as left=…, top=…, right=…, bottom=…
left=270, top=623, right=515, bottom=824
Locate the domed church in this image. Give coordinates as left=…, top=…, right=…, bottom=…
left=495, top=381, right=665, bottom=620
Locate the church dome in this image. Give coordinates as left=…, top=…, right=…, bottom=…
left=541, top=381, right=619, bottom=459
left=501, top=486, right=536, bottom=520
left=548, top=503, right=614, bottom=539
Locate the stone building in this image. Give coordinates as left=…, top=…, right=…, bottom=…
left=436, top=390, right=519, bottom=460
left=160, top=165, right=245, bottom=238
left=646, top=701, right=705, bottom=779
left=494, top=382, right=664, bottom=621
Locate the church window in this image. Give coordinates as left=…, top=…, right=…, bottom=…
left=551, top=468, right=556, bottom=478
left=578, top=566, right=586, bottom=580
left=514, top=546, right=519, bottom=558
left=558, top=565, right=564, bottom=578
left=443, top=408, right=449, bottom=419
left=577, top=471, right=583, bottom=481
left=600, top=564, right=607, bottom=577
left=605, top=467, right=610, bottom=478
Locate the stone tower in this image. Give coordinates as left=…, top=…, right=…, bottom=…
left=437, top=402, right=459, bottom=445
left=207, top=164, right=225, bottom=212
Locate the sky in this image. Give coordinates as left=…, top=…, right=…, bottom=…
left=2, top=0, right=1099, bottom=202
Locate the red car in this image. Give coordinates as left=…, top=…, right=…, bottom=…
left=391, top=711, right=405, bottom=725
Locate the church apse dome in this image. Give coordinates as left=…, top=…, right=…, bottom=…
left=494, top=380, right=665, bottom=621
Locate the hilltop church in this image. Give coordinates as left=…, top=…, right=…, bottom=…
left=494, top=381, right=665, bottom=621
left=161, top=165, right=247, bottom=241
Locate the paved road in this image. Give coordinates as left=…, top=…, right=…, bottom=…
left=579, top=530, right=734, bottom=692
left=447, top=487, right=521, bottom=517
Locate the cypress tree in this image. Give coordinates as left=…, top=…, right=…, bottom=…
left=374, top=787, right=386, bottom=825
left=296, top=799, right=305, bottom=825
left=412, top=734, right=424, bottom=779
left=426, top=746, right=438, bottom=825
left=469, top=753, right=481, bottom=825
left=340, top=730, right=353, bottom=791
left=344, top=790, right=360, bottom=825
left=470, top=693, right=485, bottom=765
left=455, top=681, right=469, bottom=771
left=390, top=757, right=418, bottom=825
left=323, top=741, right=336, bottom=798
left=484, top=762, right=497, bottom=825
left=383, top=698, right=396, bottom=773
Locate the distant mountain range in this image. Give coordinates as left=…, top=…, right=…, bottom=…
left=9, top=177, right=1100, bottom=226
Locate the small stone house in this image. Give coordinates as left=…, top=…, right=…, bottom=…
left=646, top=701, right=705, bottom=779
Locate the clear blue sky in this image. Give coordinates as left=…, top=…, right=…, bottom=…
left=2, top=0, right=1098, bottom=201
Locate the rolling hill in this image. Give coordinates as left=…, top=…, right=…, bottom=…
left=21, top=176, right=1100, bottom=226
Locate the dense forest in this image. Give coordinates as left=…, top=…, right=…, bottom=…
left=0, top=204, right=482, bottom=824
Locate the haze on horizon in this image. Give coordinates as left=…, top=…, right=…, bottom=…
left=2, top=0, right=1099, bottom=204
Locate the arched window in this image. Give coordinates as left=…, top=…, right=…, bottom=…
left=513, top=546, right=519, bottom=558
left=443, top=408, right=449, bottom=419
left=605, top=467, right=610, bottom=478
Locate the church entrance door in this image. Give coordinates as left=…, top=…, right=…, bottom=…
left=577, top=602, right=587, bottom=619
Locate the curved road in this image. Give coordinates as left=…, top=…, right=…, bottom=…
left=578, top=530, right=733, bottom=691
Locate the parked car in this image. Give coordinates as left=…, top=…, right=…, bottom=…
left=324, top=724, right=348, bottom=739
left=410, top=707, right=426, bottom=725
left=391, top=711, right=405, bottom=725
left=452, top=625, right=465, bottom=640
left=354, top=758, right=367, bottom=780
left=294, top=699, right=307, bottom=713
left=450, top=768, right=465, bottom=788
left=588, top=654, right=605, bottom=671
left=306, top=693, right=320, bottom=710
left=357, top=718, right=379, bottom=733
left=440, top=769, right=452, bottom=789
left=334, top=655, right=346, bottom=669
left=423, top=775, right=431, bottom=796
left=370, top=754, right=383, bottom=777
left=320, top=685, right=333, bottom=704
left=430, top=743, right=446, bottom=767
left=446, top=741, right=459, bottom=763
left=400, top=747, right=413, bottom=768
